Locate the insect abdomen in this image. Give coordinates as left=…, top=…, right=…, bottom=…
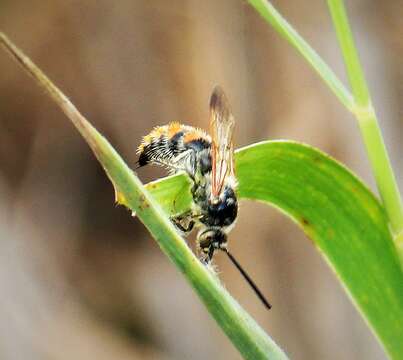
left=137, top=122, right=211, bottom=169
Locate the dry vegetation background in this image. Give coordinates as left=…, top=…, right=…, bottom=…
left=0, top=1, right=402, bottom=359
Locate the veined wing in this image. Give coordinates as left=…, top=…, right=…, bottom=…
left=209, top=86, right=235, bottom=199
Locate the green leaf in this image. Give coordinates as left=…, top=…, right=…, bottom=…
left=0, top=32, right=288, bottom=360
left=142, top=173, right=193, bottom=217
left=146, top=141, right=403, bottom=359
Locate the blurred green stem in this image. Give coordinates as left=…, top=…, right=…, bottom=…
left=327, top=0, right=403, bottom=264
left=248, top=0, right=403, bottom=265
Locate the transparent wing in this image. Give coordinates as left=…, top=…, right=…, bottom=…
left=209, top=86, right=235, bottom=199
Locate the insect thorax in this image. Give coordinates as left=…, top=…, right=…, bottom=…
left=192, top=177, right=238, bottom=229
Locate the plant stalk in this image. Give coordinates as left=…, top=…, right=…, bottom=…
left=0, top=31, right=288, bottom=360
left=327, top=0, right=403, bottom=264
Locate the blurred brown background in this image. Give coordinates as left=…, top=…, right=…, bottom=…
left=0, top=1, right=402, bottom=359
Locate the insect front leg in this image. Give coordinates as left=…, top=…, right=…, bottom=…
left=170, top=211, right=195, bottom=234
left=201, top=246, right=215, bottom=265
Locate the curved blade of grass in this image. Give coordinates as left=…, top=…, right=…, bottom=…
left=145, top=141, right=403, bottom=359
left=0, top=33, right=288, bottom=360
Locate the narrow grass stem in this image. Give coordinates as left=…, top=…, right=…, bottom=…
left=357, top=109, right=403, bottom=257
left=327, top=0, right=403, bottom=264
left=247, top=0, right=354, bottom=112
left=0, top=32, right=288, bottom=360
left=326, top=0, right=369, bottom=106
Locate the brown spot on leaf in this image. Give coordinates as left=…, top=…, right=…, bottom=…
left=313, top=156, right=322, bottom=164
left=138, top=194, right=150, bottom=211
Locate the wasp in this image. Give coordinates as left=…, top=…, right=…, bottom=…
left=137, top=86, right=271, bottom=309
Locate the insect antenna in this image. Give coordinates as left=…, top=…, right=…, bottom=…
left=222, top=248, right=272, bottom=310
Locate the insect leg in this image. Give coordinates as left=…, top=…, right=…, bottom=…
left=170, top=211, right=195, bottom=234
left=171, top=218, right=195, bottom=233
left=202, top=246, right=215, bottom=265
left=170, top=150, right=196, bottom=179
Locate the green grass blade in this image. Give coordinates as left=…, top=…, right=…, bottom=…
left=146, top=141, right=403, bottom=359
left=327, top=0, right=403, bottom=265
left=326, top=0, right=370, bottom=106
left=0, top=32, right=288, bottom=360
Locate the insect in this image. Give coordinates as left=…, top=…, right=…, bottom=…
left=137, top=86, right=271, bottom=309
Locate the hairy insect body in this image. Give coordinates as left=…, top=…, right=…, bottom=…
left=136, top=87, right=271, bottom=309
left=137, top=122, right=238, bottom=261
left=137, top=122, right=210, bottom=176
